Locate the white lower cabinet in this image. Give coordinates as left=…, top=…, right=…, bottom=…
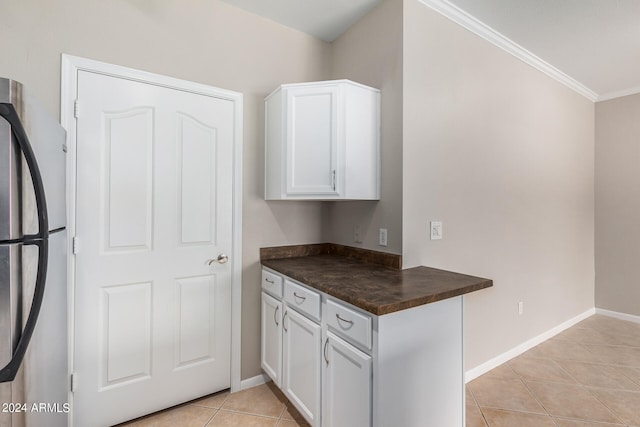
left=282, top=307, right=322, bottom=426
left=322, top=332, right=372, bottom=427
left=261, top=267, right=464, bottom=427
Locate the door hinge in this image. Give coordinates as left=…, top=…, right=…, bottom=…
left=70, top=373, right=76, bottom=393
left=72, top=236, right=79, bottom=254
left=74, top=99, right=80, bottom=118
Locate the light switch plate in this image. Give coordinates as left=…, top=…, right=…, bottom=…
left=430, top=221, right=442, bottom=240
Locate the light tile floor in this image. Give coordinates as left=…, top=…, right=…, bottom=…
left=116, top=314, right=640, bottom=427
left=468, top=314, right=640, bottom=427
left=116, top=382, right=309, bottom=427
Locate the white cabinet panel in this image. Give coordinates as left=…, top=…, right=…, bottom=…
left=374, top=297, right=464, bottom=427
left=261, top=292, right=282, bottom=387
left=178, top=113, right=216, bottom=245
left=323, top=332, right=371, bottom=427
left=100, top=282, right=152, bottom=388
left=286, top=86, right=338, bottom=195
left=283, top=307, right=322, bottom=426
left=175, top=275, right=216, bottom=367
left=103, top=108, right=153, bottom=251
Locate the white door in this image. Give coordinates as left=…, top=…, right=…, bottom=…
left=323, top=332, right=372, bottom=427
left=73, top=70, right=236, bottom=427
left=282, top=307, right=321, bottom=426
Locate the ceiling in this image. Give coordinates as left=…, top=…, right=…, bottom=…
left=222, top=0, right=640, bottom=101
left=221, top=0, right=382, bottom=42
left=445, top=0, right=640, bottom=101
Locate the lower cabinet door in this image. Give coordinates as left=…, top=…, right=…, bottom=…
left=261, top=292, right=282, bottom=387
left=323, top=331, right=372, bottom=427
left=283, top=307, right=322, bottom=426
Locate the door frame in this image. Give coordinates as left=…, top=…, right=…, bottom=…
left=60, top=54, right=243, bottom=420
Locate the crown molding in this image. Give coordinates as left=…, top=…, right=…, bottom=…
left=418, top=0, right=598, bottom=102
left=597, top=85, right=640, bottom=102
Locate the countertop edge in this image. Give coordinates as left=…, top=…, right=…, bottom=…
left=261, top=255, right=493, bottom=316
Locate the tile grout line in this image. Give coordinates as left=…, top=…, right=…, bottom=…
left=619, top=369, right=640, bottom=389
left=550, top=414, right=627, bottom=426
left=277, top=402, right=287, bottom=421
left=553, top=334, right=640, bottom=351
left=211, top=407, right=282, bottom=419
left=202, top=408, right=218, bottom=427
left=583, top=386, right=627, bottom=426
left=508, top=360, right=556, bottom=420
left=466, top=385, right=490, bottom=427
left=476, top=404, right=555, bottom=417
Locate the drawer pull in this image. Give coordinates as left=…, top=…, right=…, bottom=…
left=283, top=310, right=288, bottom=332
left=336, top=314, right=354, bottom=326
left=274, top=305, right=279, bottom=326
left=265, top=277, right=275, bottom=284
left=293, top=292, right=306, bottom=302
left=324, top=338, right=329, bottom=365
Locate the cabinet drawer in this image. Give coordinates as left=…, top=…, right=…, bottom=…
left=284, top=280, right=321, bottom=322
left=262, top=269, right=283, bottom=298
left=326, top=299, right=372, bottom=351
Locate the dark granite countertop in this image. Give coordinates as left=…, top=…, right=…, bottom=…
left=261, top=244, right=493, bottom=316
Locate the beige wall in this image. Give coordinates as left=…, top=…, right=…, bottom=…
left=595, top=94, right=640, bottom=316
left=324, top=0, right=403, bottom=254
left=0, top=0, right=331, bottom=380
left=402, top=1, right=595, bottom=369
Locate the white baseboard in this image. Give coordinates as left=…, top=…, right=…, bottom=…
left=596, top=308, right=640, bottom=324
left=238, top=373, right=270, bottom=391
left=465, top=307, right=596, bottom=383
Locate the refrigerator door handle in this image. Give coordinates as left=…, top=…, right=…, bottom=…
left=0, top=103, right=50, bottom=383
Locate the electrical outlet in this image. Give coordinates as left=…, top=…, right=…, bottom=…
left=430, top=221, right=443, bottom=240
left=379, top=228, right=388, bottom=246
left=518, top=301, right=524, bottom=315
left=354, top=224, right=363, bottom=243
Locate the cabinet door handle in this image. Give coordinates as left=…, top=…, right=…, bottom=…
left=332, top=170, right=336, bottom=191
left=265, top=277, right=274, bottom=284
left=283, top=310, right=288, bottom=332
left=336, top=313, right=354, bottom=326
left=324, top=337, right=329, bottom=365
left=293, top=292, right=306, bottom=303
left=274, top=305, right=279, bottom=326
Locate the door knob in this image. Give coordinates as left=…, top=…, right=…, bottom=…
left=207, top=254, right=229, bottom=265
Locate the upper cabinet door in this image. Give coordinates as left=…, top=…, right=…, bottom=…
left=286, top=84, right=339, bottom=197
left=265, top=80, right=380, bottom=201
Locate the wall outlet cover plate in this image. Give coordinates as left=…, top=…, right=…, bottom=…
left=430, top=221, right=442, bottom=240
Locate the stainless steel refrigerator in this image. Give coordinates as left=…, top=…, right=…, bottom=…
left=0, top=78, right=68, bottom=427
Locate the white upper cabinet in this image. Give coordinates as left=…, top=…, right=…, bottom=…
left=265, top=80, right=380, bottom=200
